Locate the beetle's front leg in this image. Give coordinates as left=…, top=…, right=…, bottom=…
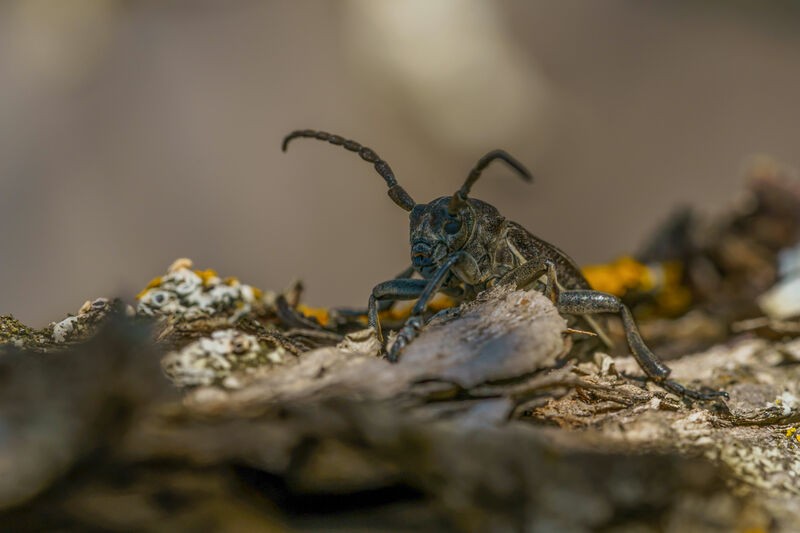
left=368, top=279, right=428, bottom=345
left=337, top=265, right=416, bottom=320
left=388, top=251, right=480, bottom=362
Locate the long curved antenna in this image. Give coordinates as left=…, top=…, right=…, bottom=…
left=282, top=129, right=416, bottom=211
left=448, top=150, right=533, bottom=214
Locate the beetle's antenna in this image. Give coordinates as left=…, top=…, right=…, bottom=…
left=448, top=150, right=532, bottom=214
left=282, top=129, right=416, bottom=212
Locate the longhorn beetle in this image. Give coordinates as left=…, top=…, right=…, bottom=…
left=282, top=129, right=727, bottom=401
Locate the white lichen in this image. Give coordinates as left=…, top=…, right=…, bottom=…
left=52, top=316, right=79, bottom=343
left=50, top=297, right=112, bottom=343
left=775, top=391, right=799, bottom=417
left=161, top=328, right=286, bottom=388
left=137, top=259, right=268, bottom=321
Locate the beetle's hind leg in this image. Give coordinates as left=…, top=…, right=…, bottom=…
left=501, top=260, right=728, bottom=400
left=557, top=290, right=728, bottom=401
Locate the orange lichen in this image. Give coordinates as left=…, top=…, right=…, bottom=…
left=783, top=426, right=800, bottom=444
left=297, top=304, right=331, bottom=326
left=379, top=294, right=458, bottom=323
left=582, top=257, right=691, bottom=316
left=195, top=269, right=219, bottom=287
left=582, top=256, right=655, bottom=295
left=296, top=294, right=459, bottom=328
left=136, top=276, right=163, bottom=300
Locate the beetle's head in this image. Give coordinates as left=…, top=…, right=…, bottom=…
left=409, top=197, right=473, bottom=276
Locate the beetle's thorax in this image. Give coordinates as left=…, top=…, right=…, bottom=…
left=408, top=196, right=505, bottom=279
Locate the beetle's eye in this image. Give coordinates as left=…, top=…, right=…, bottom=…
left=444, top=218, right=461, bottom=235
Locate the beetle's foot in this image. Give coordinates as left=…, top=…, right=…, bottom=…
left=387, top=316, right=423, bottom=362
left=661, top=379, right=729, bottom=401
left=427, top=307, right=461, bottom=326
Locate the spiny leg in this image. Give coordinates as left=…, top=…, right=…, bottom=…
left=557, top=290, right=728, bottom=400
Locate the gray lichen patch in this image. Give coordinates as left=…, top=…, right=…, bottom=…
left=1, top=298, right=118, bottom=351
left=711, top=430, right=800, bottom=496
left=161, top=328, right=293, bottom=388
left=161, top=329, right=295, bottom=388
left=0, top=315, right=52, bottom=350
left=136, top=258, right=272, bottom=322
left=50, top=297, right=118, bottom=344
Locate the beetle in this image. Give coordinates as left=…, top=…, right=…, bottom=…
left=282, top=129, right=727, bottom=401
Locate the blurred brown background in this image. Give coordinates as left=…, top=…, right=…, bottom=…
left=3, top=0, right=800, bottom=326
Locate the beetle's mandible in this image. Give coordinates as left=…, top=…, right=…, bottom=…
left=282, top=129, right=727, bottom=401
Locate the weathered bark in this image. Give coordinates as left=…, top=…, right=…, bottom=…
left=1, top=282, right=798, bottom=531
